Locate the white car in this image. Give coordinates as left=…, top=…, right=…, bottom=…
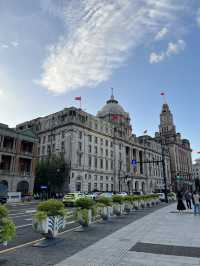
left=117, top=192, right=128, bottom=197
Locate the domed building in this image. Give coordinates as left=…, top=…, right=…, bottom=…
left=97, top=93, right=132, bottom=138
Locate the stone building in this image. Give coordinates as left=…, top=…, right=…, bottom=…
left=0, top=123, right=38, bottom=195
left=17, top=94, right=171, bottom=194
left=155, top=103, right=193, bottom=191
left=192, top=159, right=200, bottom=191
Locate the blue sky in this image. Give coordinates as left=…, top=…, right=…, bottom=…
left=0, top=0, right=200, bottom=160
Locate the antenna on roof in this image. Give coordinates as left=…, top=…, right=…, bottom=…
left=111, top=88, right=114, bottom=99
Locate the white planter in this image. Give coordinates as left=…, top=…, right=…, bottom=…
left=33, top=216, right=66, bottom=238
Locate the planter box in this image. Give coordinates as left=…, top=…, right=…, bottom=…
left=113, top=204, right=124, bottom=216
left=32, top=216, right=65, bottom=238
left=77, top=209, right=92, bottom=226
left=97, top=206, right=113, bottom=220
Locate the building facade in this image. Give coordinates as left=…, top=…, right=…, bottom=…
left=192, top=159, right=200, bottom=191
left=17, top=94, right=171, bottom=194
left=0, top=123, right=38, bottom=195
left=155, top=103, right=193, bottom=191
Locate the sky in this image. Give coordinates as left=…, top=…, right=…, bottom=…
left=0, top=0, right=200, bottom=161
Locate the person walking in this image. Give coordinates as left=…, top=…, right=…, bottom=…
left=185, top=190, right=192, bottom=210
left=177, top=191, right=186, bottom=214
left=192, top=191, right=200, bottom=215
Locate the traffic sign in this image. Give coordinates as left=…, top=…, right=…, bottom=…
left=131, top=159, right=137, bottom=167
left=40, top=185, right=48, bottom=189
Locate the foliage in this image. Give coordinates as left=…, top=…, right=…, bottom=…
left=0, top=205, right=8, bottom=218
left=124, top=196, right=133, bottom=202
left=112, top=195, right=124, bottom=204
left=0, top=205, right=16, bottom=243
left=34, top=155, right=70, bottom=193
left=34, top=211, right=47, bottom=222
left=37, top=199, right=67, bottom=217
left=76, top=208, right=89, bottom=226
left=75, top=197, right=94, bottom=209
left=96, top=197, right=112, bottom=206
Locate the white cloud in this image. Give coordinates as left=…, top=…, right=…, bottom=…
left=154, top=27, right=168, bottom=41
left=11, top=41, right=19, bottom=47
left=166, top=39, right=186, bottom=56
left=40, top=0, right=190, bottom=94
left=149, top=52, right=165, bottom=63
left=196, top=8, right=200, bottom=27
left=0, top=89, right=3, bottom=96
left=149, top=39, right=186, bottom=64
left=1, top=44, right=9, bottom=49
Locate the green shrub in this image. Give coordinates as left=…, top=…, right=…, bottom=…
left=112, top=195, right=124, bottom=204
left=76, top=208, right=89, bottom=226
left=97, top=197, right=112, bottom=206
left=75, top=197, right=94, bottom=209
left=0, top=205, right=16, bottom=243
left=37, top=199, right=66, bottom=217
left=124, top=196, right=133, bottom=202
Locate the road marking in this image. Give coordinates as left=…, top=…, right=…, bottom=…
left=9, top=214, right=33, bottom=218
left=25, top=209, right=36, bottom=214
left=24, top=218, right=32, bottom=221
left=0, top=225, right=81, bottom=255
left=16, top=224, right=32, bottom=229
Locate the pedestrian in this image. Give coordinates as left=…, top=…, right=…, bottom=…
left=177, top=191, right=186, bottom=214
left=192, top=191, right=200, bottom=215
left=185, top=190, right=192, bottom=210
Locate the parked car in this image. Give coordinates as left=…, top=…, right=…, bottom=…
left=96, top=192, right=113, bottom=199
left=63, top=192, right=83, bottom=206
left=133, top=191, right=143, bottom=195
left=117, top=192, right=128, bottom=197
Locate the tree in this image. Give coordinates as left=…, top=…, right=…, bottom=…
left=34, top=155, right=70, bottom=194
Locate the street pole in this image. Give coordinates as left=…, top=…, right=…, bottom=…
left=161, top=143, right=168, bottom=203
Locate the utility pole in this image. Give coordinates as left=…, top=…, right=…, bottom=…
left=161, top=143, right=168, bottom=203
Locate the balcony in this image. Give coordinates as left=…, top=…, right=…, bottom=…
left=18, top=171, right=31, bottom=177
left=0, top=169, right=12, bottom=175
left=0, top=146, right=14, bottom=153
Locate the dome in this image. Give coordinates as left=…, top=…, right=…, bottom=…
left=97, top=94, right=129, bottom=118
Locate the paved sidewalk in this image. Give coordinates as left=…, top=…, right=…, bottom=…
left=56, top=204, right=200, bottom=266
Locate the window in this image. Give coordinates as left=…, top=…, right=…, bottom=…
left=88, top=145, right=92, bottom=153
left=111, top=184, right=114, bottom=191
left=105, top=140, right=108, bottom=146
left=43, top=136, right=46, bottom=144
left=106, top=184, right=109, bottom=192
left=119, top=143, right=122, bottom=150
left=79, top=131, right=82, bottom=139
left=94, top=183, right=97, bottom=190
left=88, top=156, right=92, bottom=167
left=111, top=151, right=113, bottom=158
left=52, top=144, right=55, bottom=152
left=110, top=141, right=113, bottom=147
left=101, top=148, right=103, bottom=156
left=85, top=174, right=87, bottom=179
left=119, top=152, right=122, bottom=160
left=71, top=172, right=74, bottom=178
left=94, top=157, right=97, bottom=168
left=38, top=137, right=41, bottom=144
left=106, top=176, right=109, bottom=181
left=42, top=146, right=45, bottom=154
left=100, top=159, right=103, bottom=169
left=106, top=149, right=108, bottom=156
left=48, top=135, right=51, bottom=142
left=95, top=123, right=98, bottom=130
left=94, top=175, right=98, bottom=181
left=100, top=176, right=103, bottom=181
left=111, top=160, right=113, bottom=170
left=88, top=135, right=92, bottom=142
left=106, top=160, right=108, bottom=170
left=38, top=147, right=40, bottom=155
left=100, top=183, right=103, bottom=191
left=47, top=145, right=51, bottom=155
left=61, top=141, right=65, bottom=152
left=62, top=131, right=65, bottom=138
left=101, top=138, right=103, bottom=145
left=78, top=154, right=82, bottom=166
left=78, top=142, right=82, bottom=151
left=95, top=136, right=98, bottom=144
left=95, top=146, right=98, bottom=154
left=52, top=134, right=55, bottom=141
left=88, top=183, right=91, bottom=192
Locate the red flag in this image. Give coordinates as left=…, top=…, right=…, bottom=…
left=160, top=92, right=165, bottom=96
left=75, top=96, right=81, bottom=101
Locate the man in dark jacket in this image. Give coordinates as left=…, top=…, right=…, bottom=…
left=185, top=190, right=192, bottom=209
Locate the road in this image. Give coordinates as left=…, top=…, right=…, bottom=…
left=0, top=201, right=77, bottom=252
